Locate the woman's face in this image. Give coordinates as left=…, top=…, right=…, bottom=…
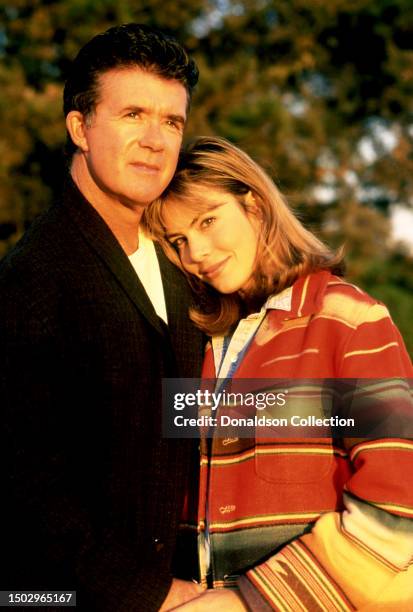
left=163, top=186, right=260, bottom=294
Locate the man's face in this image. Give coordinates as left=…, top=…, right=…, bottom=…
left=80, top=67, right=188, bottom=209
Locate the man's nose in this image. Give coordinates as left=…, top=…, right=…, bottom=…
left=139, top=121, right=164, bottom=151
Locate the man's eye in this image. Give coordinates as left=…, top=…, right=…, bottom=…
left=127, top=112, right=140, bottom=119
left=166, top=119, right=183, bottom=132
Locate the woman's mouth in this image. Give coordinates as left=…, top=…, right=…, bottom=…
left=199, top=257, right=230, bottom=280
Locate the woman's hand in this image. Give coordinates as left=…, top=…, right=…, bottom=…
left=166, top=588, right=248, bottom=611
left=159, top=579, right=204, bottom=611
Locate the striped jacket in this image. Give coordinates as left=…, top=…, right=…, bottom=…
left=184, top=271, right=413, bottom=611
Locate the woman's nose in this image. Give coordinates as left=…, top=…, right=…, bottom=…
left=187, top=236, right=211, bottom=262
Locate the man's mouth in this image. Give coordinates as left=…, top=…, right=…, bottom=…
left=130, top=162, right=160, bottom=174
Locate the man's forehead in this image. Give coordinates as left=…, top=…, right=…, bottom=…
left=95, top=66, right=188, bottom=110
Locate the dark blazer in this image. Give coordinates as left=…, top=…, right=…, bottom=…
left=0, top=178, right=204, bottom=611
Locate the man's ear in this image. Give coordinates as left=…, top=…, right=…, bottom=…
left=66, top=111, right=90, bottom=152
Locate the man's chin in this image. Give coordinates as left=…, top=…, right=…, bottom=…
left=123, top=191, right=164, bottom=209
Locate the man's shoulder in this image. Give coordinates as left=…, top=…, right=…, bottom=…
left=0, top=176, right=99, bottom=278
left=0, top=204, right=69, bottom=278
left=0, top=192, right=94, bottom=311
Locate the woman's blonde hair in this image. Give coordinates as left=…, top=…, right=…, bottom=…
left=144, top=136, right=343, bottom=336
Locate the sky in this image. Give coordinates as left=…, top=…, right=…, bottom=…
left=391, top=205, right=413, bottom=254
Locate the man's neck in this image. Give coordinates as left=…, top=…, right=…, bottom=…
left=70, top=155, right=144, bottom=255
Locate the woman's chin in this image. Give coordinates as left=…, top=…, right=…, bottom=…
left=209, top=275, right=254, bottom=295
left=208, top=280, right=243, bottom=294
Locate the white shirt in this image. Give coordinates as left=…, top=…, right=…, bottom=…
left=128, top=229, right=168, bottom=324
left=212, top=285, right=293, bottom=384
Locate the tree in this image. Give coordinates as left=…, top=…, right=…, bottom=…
left=1, top=0, right=412, bottom=354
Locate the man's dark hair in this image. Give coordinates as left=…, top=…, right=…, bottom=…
left=63, top=23, right=199, bottom=156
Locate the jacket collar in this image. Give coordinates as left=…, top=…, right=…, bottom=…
left=265, top=270, right=334, bottom=319
left=61, top=175, right=165, bottom=335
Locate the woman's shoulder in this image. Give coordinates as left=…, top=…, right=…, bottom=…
left=319, top=273, right=391, bottom=329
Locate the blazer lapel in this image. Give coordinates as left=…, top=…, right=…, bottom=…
left=155, top=242, right=187, bottom=323
left=155, top=242, right=204, bottom=377
left=62, top=178, right=164, bottom=336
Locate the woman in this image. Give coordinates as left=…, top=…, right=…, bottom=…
left=146, top=137, right=413, bottom=611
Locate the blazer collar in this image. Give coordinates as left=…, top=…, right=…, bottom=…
left=61, top=176, right=165, bottom=335
left=155, top=242, right=187, bottom=319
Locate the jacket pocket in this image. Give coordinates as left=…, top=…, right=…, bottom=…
left=254, top=440, right=335, bottom=484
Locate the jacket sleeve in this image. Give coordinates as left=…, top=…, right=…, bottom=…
left=0, top=292, right=175, bottom=612
left=239, top=303, right=413, bottom=611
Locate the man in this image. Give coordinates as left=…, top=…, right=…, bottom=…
left=0, top=24, right=204, bottom=611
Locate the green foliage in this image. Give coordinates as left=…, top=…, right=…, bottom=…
left=0, top=0, right=412, bottom=356
left=354, top=250, right=413, bottom=356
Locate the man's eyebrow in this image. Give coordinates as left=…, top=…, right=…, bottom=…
left=166, top=204, right=223, bottom=239
left=165, top=113, right=186, bottom=127
left=121, top=105, right=145, bottom=114
left=120, top=106, right=186, bottom=126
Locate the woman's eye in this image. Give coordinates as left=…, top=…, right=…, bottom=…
left=171, top=237, right=186, bottom=249
left=200, top=217, right=215, bottom=229
left=127, top=112, right=140, bottom=119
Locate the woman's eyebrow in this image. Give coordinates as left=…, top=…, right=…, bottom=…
left=166, top=203, right=224, bottom=239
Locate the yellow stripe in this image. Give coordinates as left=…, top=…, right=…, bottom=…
left=322, top=293, right=390, bottom=326
left=249, top=570, right=292, bottom=612
left=261, top=348, right=319, bottom=367
left=312, top=313, right=357, bottom=330
left=252, top=566, right=307, bottom=612
left=212, top=579, right=238, bottom=588
left=350, top=440, right=413, bottom=461
left=270, top=318, right=310, bottom=332
left=343, top=379, right=410, bottom=402
left=362, top=303, right=393, bottom=323
left=280, top=384, right=338, bottom=396
left=342, top=485, right=413, bottom=516
left=290, top=542, right=352, bottom=611
left=264, top=564, right=308, bottom=611
left=321, top=293, right=368, bottom=325
left=281, top=548, right=342, bottom=612
left=344, top=342, right=398, bottom=359
left=211, top=511, right=321, bottom=530
left=297, top=275, right=310, bottom=317
left=209, top=446, right=347, bottom=466
left=374, top=502, right=413, bottom=517
left=256, top=446, right=341, bottom=456
left=210, top=449, right=255, bottom=465
left=327, top=279, right=359, bottom=291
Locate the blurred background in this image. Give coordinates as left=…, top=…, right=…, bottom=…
left=1, top=0, right=412, bottom=355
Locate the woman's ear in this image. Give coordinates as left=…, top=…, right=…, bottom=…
left=66, top=111, right=90, bottom=153
left=245, top=191, right=262, bottom=219
left=245, top=191, right=263, bottom=237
